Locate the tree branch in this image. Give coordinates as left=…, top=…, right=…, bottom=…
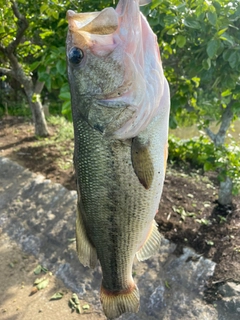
left=0, top=44, right=6, bottom=54
left=34, top=67, right=50, bottom=94
left=0, top=66, right=15, bottom=78
left=204, top=127, right=216, bottom=143
left=7, top=1, right=29, bottom=54
left=204, top=102, right=234, bottom=147
left=216, top=103, right=233, bottom=145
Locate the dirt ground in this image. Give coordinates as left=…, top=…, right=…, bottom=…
left=0, top=233, right=105, bottom=320
left=0, top=116, right=240, bottom=317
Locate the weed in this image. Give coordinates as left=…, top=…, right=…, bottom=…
left=172, top=206, right=195, bottom=221
left=196, top=218, right=211, bottom=226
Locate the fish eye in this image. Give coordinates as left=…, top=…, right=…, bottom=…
left=68, top=47, right=84, bottom=65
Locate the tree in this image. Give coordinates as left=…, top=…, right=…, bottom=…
left=144, top=0, right=240, bottom=205
left=0, top=0, right=117, bottom=127
left=0, top=0, right=49, bottom=136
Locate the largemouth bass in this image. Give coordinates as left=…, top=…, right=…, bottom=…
left=66, top=0, right=170, bottom=319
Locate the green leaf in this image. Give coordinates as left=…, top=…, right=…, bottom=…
left=82, top=304, right=90, bottom=310
left=176, top=35, right=186, bottom=48
left=40, top=4, right=48, bottom=13
left=164, top=15, right=179, bottom=26
left=45, top=77, right=51, bottom=92
left=62, top=101, right=71, bottom=115
left=207, top=39, right=220, bottom=58
left=33, top=264, right=48, bottom=275
left=41, top=266, right=48, bottom=273
left=204, top=162, right=213, bottom=171
left=0, top=26, right=5, bottom=34
left=151, top=0, right=162, bottom=10
left=217, top=28, right=228, bottom=36
left=205, top=240, right=214, bottom=246
left=34, top=277, right=45, bottom=285
left=34, top=265, right=42, bottom=275
left=29, top=61, right=40, bottom=72
left=176, top=3, right=186, bottom=13
left=228, top=51, right=239, bottom=69
left=52, top=11, right=59, bottom=20
left=56, top=60, right=66, bottom=75
left=223, top=49, right=232, bottom=61
left=39, top=30, right=54, bottom=39
left=72, top=293, right=79, bottom=304
left=76, top=305, right=81, bottom=314
left=221, top=89, right=232, bottom=97
left=202, top=58, right=211, bottom=70
left=219, top=33, right=235, bottom=45
left=184, top=17, right=201, bottom=29
left=59, top=92, right=71, bottom=101
left=57, top=19, right=67, bottom=28
left=32, top=93, right=40, bottom=103
left=212, top=1, right=221, bottom=12
left=231, top=101, right=240, bottom=112
left=37, top=279, right=49, bottom=290
left=50, top=292, right=64, bottom=300
left=68, top=293, right=81, bottom=313
left=207, top=11, right=217, bottom=26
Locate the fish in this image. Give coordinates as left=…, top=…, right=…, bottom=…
left=66, top=0, right=170, bottom=319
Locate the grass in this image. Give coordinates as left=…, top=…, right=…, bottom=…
left=47, top=116, right=74, bottom=141
left=33, top=116, right=74, bottom=171
left=34, top=116, right=74, bottom=146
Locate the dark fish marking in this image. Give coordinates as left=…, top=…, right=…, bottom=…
left=93, top=123, right=104, bottom=133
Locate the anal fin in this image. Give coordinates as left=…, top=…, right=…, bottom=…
left=136, top=220, right=161, bottom=261
left=76, top=201, right=97, bottom=268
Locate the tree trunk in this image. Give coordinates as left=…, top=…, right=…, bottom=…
left=218, top=177, right=233, bottom=206
left=0, top=54, right=50, bottom=137
left=204, top=103, right=234, bottom=206
left=204, top=103, right=233, bottom=147
left=27, top=79, right=49, bottom=137
left=28, top=95, right=49, bottom=137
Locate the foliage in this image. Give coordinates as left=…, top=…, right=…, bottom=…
left=142, top=0, right=240, bottom=130
left=0, top=0, right=118, bottom=118
left=0, top=102, right=31, bottom=118
left=168, top=134, right=240, bottom=195
left=1, top=0, right=239, bottom=125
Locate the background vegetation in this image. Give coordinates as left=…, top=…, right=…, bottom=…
left=0, top=0, right=239, bottom=204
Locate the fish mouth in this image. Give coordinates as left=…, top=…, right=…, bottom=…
left=66, top=8, right=119, bottom=54
left=67, top=8, right=119, bottom=35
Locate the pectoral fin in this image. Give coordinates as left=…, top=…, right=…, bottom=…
left=76, top=201, right=97, bottom=268
left=131, top=137, right=154, bottom=189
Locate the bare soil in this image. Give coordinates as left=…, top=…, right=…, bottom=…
left=0, top=116, right=239, bottom=316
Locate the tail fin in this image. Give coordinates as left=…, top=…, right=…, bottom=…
left=100, top=283, right=140, bottom=319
